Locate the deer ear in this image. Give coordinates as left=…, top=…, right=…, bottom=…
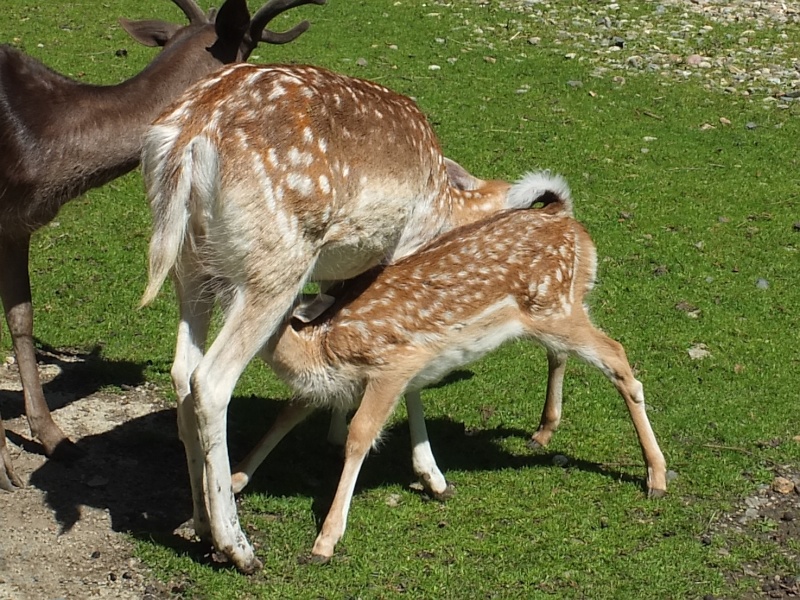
left=292, top=293, right=336, bottom=324
left=444, top=157, right=483, bottom=191
left=119, top=18, right=182, bottom=47
left=214, top=0, right=252, bottom=43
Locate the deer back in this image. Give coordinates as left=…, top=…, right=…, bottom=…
left=144, top=62, right=456, bottom=293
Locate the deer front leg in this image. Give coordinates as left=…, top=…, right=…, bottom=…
left=0, top=235, right=77, bottom=460
left=529, top=350, right=567, bottom=448
left=311, top=380, right=403, bottom=562
left=406, top=391, right=452, bottom=500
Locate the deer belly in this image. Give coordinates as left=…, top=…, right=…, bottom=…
left=406, top=307, right=526, bottom=392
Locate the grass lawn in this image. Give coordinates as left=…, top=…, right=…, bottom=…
left=1, top=0, right=798, bottom=597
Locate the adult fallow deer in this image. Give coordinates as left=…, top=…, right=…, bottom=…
left=0, top=0, right=324, bottom=491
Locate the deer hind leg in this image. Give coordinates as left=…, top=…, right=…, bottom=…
left=311, top=380, right=404, bottom=562
left=231, top=399, right=315, bottom=494
left=0, top=235, right=76, bottom=460
left=170, top=268, right=215, bottom=541
left=571, top=325, right=667, bottom=497
left=0, top=419, right=24, bottom=490
left=529, top=350, right=567, bottom=448
left=190, top=265, right=314, bottom=574
left=406, top=391, right=452, bottom=500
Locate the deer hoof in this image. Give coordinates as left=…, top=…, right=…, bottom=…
left=647, top=487, right=667, bottom=499
left=431, top=483, right=456, bottom=502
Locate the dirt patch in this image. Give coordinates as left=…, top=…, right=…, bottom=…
left=704, top=463, right=800, bottom=599
left=0, top=350, right=189, bottom=600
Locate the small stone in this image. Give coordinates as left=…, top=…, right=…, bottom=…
left=434, top=37, right=445, bottom=44
left=686, top=54, right=703, bottom=66
left=388, top=44, right=398, bottom=50
left=700, top=123, right=715, bottom=131
left=781, top=511, right=795, bottom=522
left=627, top=55, right=643, bottom=68
left=552, top=454, right=569, bottom=467
left=746, top=122, right=758, bottom=130
left=793, top=222, right=800, bottom=232
left=772, top=476, right=795, bottom=494
left=688, top=343, right=711, bottom=360
left=355, top=57, right=368, bottom=67
left=385, top=493, right=402, bottom=507
left=527, top=37, right=541, bottom=45
left=428, top=64, right=441, bottom=71
left=756, top=278, right=769, bottom=290
left=567, top=80, right=583, bottom=88
left=653, top=265, right=668, bottom=277
left=484, top=56, right=496, bottom=64
left=719, top=117, right=731, bottom=125
left=564, top=53, right=577, bottom=60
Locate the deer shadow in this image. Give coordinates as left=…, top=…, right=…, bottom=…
left=0, top=342, right=146, bottom=415
left=26, top=385, right=645, bottom=566
left=0, top=342, right=148, bottom=455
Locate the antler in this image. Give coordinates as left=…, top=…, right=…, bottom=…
left=171, top=0, right=209, bottom=24
left=249, top=0, right=327, bottom=45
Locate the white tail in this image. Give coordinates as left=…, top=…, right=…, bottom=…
left=230, top=181, right=667, bottom=562
left=141, top=62, right=544, bottom=572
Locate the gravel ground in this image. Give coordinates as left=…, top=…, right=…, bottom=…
left=448, top=0, right=800, bottom=104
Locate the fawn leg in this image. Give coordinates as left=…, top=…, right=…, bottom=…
left=529, top=350, right=567, bottom=448
left=311, top=380, right=402, bottom=562
left=231, top=400, right=314, bottom=494
left=406, top=391, right=451, bottom=499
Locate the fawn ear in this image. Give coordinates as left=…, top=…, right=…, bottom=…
left=444, top=158, right=484, bottom=191
left=292, top=293, right=336, bottom=323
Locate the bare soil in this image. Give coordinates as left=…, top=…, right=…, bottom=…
left=0, top=350, right=188, bottom=600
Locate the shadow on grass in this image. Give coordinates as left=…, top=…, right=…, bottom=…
left=25, top=390, right=645, bottom=568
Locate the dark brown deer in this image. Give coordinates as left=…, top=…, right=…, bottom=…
left=0, top=0, right=324, bottom=492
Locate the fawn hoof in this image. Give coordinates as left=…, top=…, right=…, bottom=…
left=308, top=553, right=331, bottom=565
left=647, top=487, right=667, bottom=499
left=231, top=472, right=249, bottom=495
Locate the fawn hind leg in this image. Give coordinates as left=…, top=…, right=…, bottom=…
left=529, top=350, right=567, bottom=449
left=571, top=325, right=667, bottom=497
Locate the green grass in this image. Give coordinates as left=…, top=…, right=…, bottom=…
left=2, top=0, right=799, bottom=598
